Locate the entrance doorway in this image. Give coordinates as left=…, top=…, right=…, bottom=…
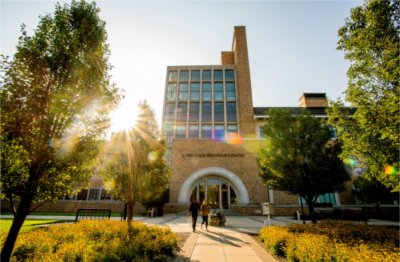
left=189, top=177, right=238, bottom=209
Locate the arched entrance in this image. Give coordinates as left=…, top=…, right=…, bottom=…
left=178, top=167, right=250, bottom=208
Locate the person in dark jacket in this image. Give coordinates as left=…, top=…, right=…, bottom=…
left=188, top=199, right=200, bottom=232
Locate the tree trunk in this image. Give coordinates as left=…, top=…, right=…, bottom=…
left=307, top=202, right=317, bottom=224
left=127, top=201, right=134, bottom=223
left=1, top=196, right=32, bottom=262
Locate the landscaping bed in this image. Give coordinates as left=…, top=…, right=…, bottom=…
left=258, top=220, right=399, bottom=262
left=1, top=220, right=180, bottom=261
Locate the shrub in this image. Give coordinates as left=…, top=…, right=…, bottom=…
left=1, top=220, right=180, bottom=261
left=259, top=222, right=399, bottom=262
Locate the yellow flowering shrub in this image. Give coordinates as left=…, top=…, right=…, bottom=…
left=259, top=222, right=400, bottom=262
left=259, top=226, right=291, bottom=256
left=2, top=220, right=180, bottom=261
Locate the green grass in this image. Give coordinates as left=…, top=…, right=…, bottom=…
left=0, top=219, right=60, bottom=233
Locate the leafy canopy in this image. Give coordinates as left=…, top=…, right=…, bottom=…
left=328, top=0, right=400, bottom=191
left=257, top=109, right=349, bottom=211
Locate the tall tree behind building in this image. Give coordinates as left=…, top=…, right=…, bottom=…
left=328, top=0, right=400, bottom=191
left=0, top=1, right=121, bottom=260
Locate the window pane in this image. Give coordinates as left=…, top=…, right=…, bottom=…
left=177, top=102, right=187, bottom=122
left=169, top=71, right=178, bottom=82
left=164, top=103, right=175, bottom=121
left=201, top=125, right=212, bottom=138
left=191, top=83, right=200, bottom=91
left=191, top=92, right=200, bottom=101
left=100, top=189, right=111, bottom=200
left=77, top=189, right=88, bottom=200
left=189, top=102, right=199, bottom=122
left=227, top=125, right=237, bottom=133
left=165, top=124, right=173, bottom=136
left=179, top=70, right=189, bottom=81
left=214, top=125, right=225, bottom=139
left=191, top=70, right=200, bottom=81
left=167, top=84, right=176, bottom=101
left=202, top=92, right=212, bottom=101
left=179, top=92, right=188, bottom=101
left=88, top=189, right=100, bottom=200
left=176, top=125, right=186, bottom=138
left=214, top=102, right=224, bottom=122
left=226, top=82, right=235, bottom=92
left=202, top=70, right=211, bottom=81
left=259, top=126, right=266, bottom=138
left=214, top=70, right=223, bottom=81
left=214, top=82, right=223, bottom=91
left=225, top=70, right=235, bottom=81
left=202, top=103, right=212, bottom=122
left=227, top=103, right=237, bottom=122
left=179, top=83, right=188, bottom=91
left=189, top=125, right=199, bottom=138
left=214, top=92, right=224, bottom=101
left=226, top=83, right=236, bottom=101
left=202, top=82, right=211, bottom=91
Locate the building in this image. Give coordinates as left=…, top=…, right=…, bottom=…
left=161, top=26, right=359, bottom=215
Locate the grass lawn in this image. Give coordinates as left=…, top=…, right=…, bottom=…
left=0, top=219, right=61, bottom=233
left=1, top=211, right=125, bottom=217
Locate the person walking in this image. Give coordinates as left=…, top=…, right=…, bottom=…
left=200, top=199, right=210, bottom=231
left=188, top=199, right=200, bottom=232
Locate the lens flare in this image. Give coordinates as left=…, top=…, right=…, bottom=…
left=343, top=158, right=357, bottom=167
left=384, top=165, right=398, bottom=176
left=225, top=132, right=243, bottom=145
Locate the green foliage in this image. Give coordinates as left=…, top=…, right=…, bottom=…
left=0, top=220, right=180, bottom=261
left=257, top=109, right=349, bottom=219
left=328, top=0, right=400, bottom=191
left=0, top=0, right=120, bottom=208
left=352, top=175, right=399, bottom=206
left=101, top=101, right=169, bottom=220
left=259, top=222, right=399, bottom=261
left=0, top=1, right=121, bottom=259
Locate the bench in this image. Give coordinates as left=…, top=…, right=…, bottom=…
left=75, top=208, right=111, bottom=222
left=147, top=207, right=155, bottom=218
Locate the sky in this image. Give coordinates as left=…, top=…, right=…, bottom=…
left=1, top=0, right=362, bottom=132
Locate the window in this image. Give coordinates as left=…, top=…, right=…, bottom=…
left=165, top=124, right=173, bottom=146
left=77, top=189, right=88, bottom=200
left=176, top=125, right=186, bottom=138
left=319, top=193, right=336, bottom=204
left=201, top=102, right=212, bottom=122
left=226, top=83, right=236, bottom=101
left=259, top=125, right=267, bottom=138
left=100, top=189, right=111, bottom=200
left=168, top=71, right=177, bottom=82
left=177, top=102, right=187, bottom=122
left=179, top=83, right=188, bottom=101
left=167, top=83, right=176, bottom=101
left=202, top=70, right=211, bottom=81
left=189, top=102, right=199, bottom=122
left=179, top=70, right=189, bottom=81
left=164, top=103, right=175, bottom=121
left=328, top=126, right=337, bottom=139
left=88, top=189, right=100, bottom=200
left=214, top=125, right=225, bottom=139
left=191, top=70, right=200, bottom=81
left=227, top=103, right=237, bottom=122
left=225, top=69, right=235, bottom=81
left=190, top=83, right=200, bottom=101
left=214, top=70, right=223, bottom=81
left=201, top=125, right=212, bottom=138
left=214, top=82, right=224, bottom=101
left=227, top=125, right=238, bottom=133
left=214, top=102, right=224, bottom=122
left=202, top=83, right=212, bottom=101
left=189, top=125, right=199, bottom=138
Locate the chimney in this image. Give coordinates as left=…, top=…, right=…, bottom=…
left=299, top=93, right=327, bottom=107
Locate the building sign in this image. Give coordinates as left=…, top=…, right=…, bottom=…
left=182, top=153, right=245, bottom=158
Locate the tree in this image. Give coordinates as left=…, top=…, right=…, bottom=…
left=328, top=0, right=400, bottom=191
left=257, top=109, right=350, bottom=223
left=102, top=101, right=168, bottom=223
left=0, top=1, right=120, bottom=260
left=353, top=175, right=398, bottom=207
